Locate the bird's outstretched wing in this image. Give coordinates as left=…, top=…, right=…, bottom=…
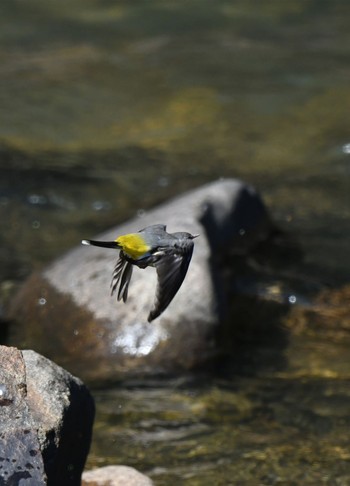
left=111, top=252, right=133, bottom=302
left=148, top=243, right=194, bottom=322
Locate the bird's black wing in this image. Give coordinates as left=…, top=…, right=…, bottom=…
left=148, top=242, right=194, bottom=322
left=111, top=252, right=133, bottom=302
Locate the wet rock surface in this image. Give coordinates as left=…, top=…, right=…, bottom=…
left=0, top=345, right=94, bottom=485
left=8, top=179, right=273, bottom=383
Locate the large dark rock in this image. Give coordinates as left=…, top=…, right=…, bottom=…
left=0, top=346, right=46, bottom=485
left=8, top=179, right=273, bottom=383
left=0, top=345, right=94, bottom=485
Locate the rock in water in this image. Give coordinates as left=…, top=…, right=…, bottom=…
left=8, top=179, right=272, bottom=383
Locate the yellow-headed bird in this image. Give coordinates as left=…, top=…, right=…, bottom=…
left=82, top=224, right=198, bottom=321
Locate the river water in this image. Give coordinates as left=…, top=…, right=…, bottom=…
left=1, top=1, right=350, bottom=484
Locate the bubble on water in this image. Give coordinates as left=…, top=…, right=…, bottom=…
left=342, top=143, right=350, bottom=154
left=288, top=295, right=297, bottom=304
left=28, top=194, right=47, bottom=205
left=92, top=200, right=111, bottom=211
left=158, top=176, right=169, bottom=187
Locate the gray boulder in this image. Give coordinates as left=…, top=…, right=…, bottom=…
left=9, top=179, right=272, bottom=383
left=0, top=345, right=94, bottom=485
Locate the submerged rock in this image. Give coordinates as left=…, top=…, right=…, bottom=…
left=0, top=345, right=94, bottom=485
left=8, top=178, right=272, bottom=383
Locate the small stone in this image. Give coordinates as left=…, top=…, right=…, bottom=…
left=82, top=465, right=154, bottom=486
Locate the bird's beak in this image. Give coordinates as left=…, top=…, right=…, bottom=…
left=191, top=234, right=200, bottom=239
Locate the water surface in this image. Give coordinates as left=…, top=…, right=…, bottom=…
left=1, top=1, right=350, bottom=484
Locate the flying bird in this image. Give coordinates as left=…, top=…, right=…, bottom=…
left=82, top=224, right=198, bottom=321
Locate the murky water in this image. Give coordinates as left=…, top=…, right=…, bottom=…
left=1, top=1, right=350, bottom=484
left=89, top=374, right=350, bottom=485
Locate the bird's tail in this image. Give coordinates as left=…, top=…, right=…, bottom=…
left=82, top=239, right=121, bottom=249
